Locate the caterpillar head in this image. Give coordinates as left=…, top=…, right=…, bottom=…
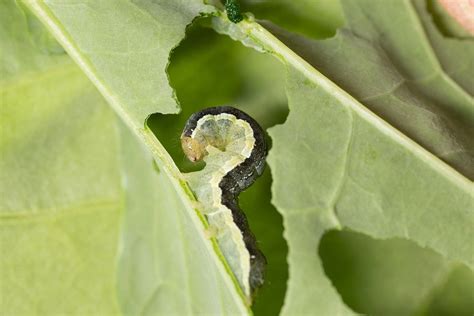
left=181, top=135, right=207, bottom=162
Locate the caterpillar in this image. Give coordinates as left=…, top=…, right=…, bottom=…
left=181, top=106, right=266, bottom=301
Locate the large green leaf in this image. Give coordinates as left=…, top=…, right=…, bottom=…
left=0, top=3, right=122, bottom=314
left=213, top=1, right=473, bottom=314
left=5, top=0, right=473, bottom=315
left=24, top=0, right=250, bottom=314
left=270, top=36, right=473, bottom=316
left=260, top=0, right=474, bottom=179
left=0, top=67, right=122, bottom=315
left=28, top=0, right=213, bottom=123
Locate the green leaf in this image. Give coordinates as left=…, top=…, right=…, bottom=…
left=24, top=0, right=250, bottom=314
left=0, top=3, right=122, bottom=314
left=271, top=37, right=473, bottom=316
left=421, top=264, right=474, bottom=315
left=27, top=0, right=214, bottom=125
left=213, top=1, right=473, bottom=314
left=0, top=69, right=122, bottom=314
left=117, top=122, right=249, bottom=315
left=5, top=0, right=473, bottom=315
left=320, top=230, right=474, bottom=316
left=260, top=0, right=474, bottom=179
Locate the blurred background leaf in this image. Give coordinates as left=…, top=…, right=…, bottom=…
left=320, top=230, right=474, bottom=316
left=240, top=0, right=344, bottom=39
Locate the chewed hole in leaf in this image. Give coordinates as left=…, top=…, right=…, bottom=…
left=238, top=0, right=344, bottom=40
left=148, top=17, right=289, bottom=314
left=239, top=167, right=288, bottom=314
left=319, top=229, right=474, bottom=316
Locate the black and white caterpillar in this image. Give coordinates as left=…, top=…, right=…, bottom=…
left=181, top=106, right=266, bottom=300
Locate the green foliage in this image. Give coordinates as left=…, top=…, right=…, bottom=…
left=1, top=0, right=473, bottom=315
left=1, top=2, right=121, bottom=314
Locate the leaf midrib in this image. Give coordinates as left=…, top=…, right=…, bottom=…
left=24, top=2, right=251, bottom=311
left=214, top=14, right=472, bottom=192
